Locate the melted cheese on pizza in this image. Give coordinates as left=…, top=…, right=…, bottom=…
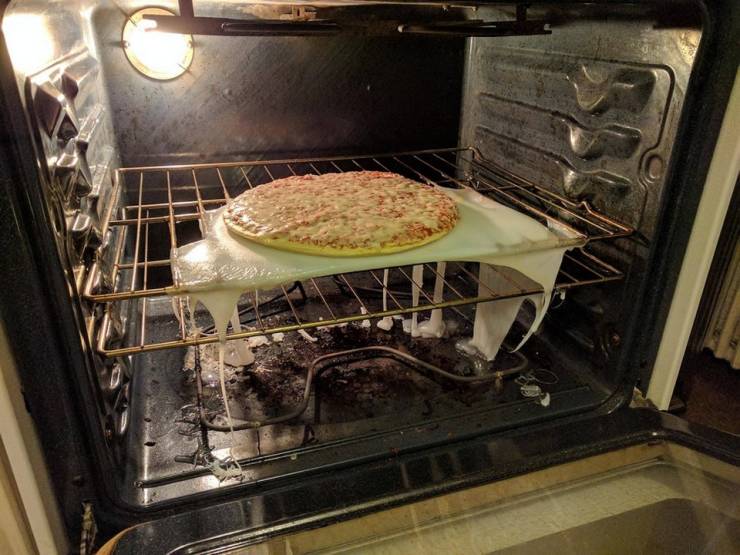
left=223, top=171, right=459, bottom=256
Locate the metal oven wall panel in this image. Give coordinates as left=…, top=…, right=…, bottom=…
left=459, top=4, right=702, bottom=380
left=5, top=0, right=121, bottom=256
left=0, top=0, right=127, bottom=544
left=461, top=5, right=701, bottom=239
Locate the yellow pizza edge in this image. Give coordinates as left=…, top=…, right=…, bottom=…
left=223, top=221, right=454, bottom=257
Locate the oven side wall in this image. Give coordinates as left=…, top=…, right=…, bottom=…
left=1, top=0, right=129, bottom=545
left=459, top=3, right=704, bottom=392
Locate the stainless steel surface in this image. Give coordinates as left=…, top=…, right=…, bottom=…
left=4, top=0, right=127, bottom=456
left=460, top=4, right=701, bottom=236
left=88, top=147, right=628, bottom=357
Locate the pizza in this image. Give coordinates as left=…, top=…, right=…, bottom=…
left=223, top=171, right=459, bottom=256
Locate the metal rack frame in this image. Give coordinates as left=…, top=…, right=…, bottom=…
left=87, top=147, right=631, bottom=357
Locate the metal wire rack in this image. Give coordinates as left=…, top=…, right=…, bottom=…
left=87, top=147, right=631, bottom=357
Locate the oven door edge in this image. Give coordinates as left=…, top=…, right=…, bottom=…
left=645, top=53, right=740, bottom=409
left=620, top=0, right=740, bottom=396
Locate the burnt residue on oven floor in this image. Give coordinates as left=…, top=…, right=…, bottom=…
left=189, top=318, right=581, bottom=447
left=124, top=283, right=592, bottom=499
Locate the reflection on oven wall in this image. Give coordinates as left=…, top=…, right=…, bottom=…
left=2, top=0, right=128, bottom=479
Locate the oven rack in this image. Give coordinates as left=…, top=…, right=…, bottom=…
left=87, top=147, right=632, bottom=357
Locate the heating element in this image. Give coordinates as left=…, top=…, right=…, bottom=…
left=86, top=147, right=630, bottom=357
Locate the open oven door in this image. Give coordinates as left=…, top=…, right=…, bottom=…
left=100, top=408, right=739, bottom=553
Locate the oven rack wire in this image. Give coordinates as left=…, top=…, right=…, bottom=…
left=86, top=147, right=632, bottom=357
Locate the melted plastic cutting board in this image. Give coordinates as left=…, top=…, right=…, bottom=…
left=171, top=187, right=584, bottom=293
left=170, top=186, right=586, bottom=359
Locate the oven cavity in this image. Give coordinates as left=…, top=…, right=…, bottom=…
left=87, top=147, right=630, bottom=498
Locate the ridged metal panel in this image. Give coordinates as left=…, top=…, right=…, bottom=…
left=460, top=6, right=700, bottom=237
left=459, top=4, right=702, bottom=369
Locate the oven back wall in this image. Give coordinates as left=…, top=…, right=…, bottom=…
left=92, top=6, right=465, bottom=167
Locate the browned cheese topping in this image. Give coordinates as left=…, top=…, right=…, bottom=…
left=223, top=171, right=459, bottom=256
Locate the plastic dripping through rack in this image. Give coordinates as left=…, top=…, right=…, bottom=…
left=86, top=147, right=632, bottom=358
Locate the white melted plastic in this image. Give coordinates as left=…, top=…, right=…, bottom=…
left=188, top=289, right=246, bottom=479
left=298, top=329, right=318, bottom=342
left=173, top=186, right=582, bottom=467
left=458, top=247, right=568, bottom=360
left=410, top=264, right=424, bottom=337
left=172, top=188, right=573, bottom=292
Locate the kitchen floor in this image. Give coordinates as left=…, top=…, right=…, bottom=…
left=678, top=350, right=740, bottom=436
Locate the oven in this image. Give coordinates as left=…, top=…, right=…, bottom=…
left=0, top=0, right=737, bottom=552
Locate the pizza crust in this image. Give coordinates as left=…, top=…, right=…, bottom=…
left=230, top=227, right=453, bottom=257
left=223, top=171, right=459, bottom=257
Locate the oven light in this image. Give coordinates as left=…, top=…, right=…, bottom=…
left=2, top=14, right=55, bottom=75
left=122, top=7, right=193, bottom=81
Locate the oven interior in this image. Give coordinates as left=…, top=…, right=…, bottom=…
left=2, top=0, right=704, bottom=511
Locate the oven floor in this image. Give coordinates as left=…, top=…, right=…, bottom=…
left=121, top=277, right=607, bottom=506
